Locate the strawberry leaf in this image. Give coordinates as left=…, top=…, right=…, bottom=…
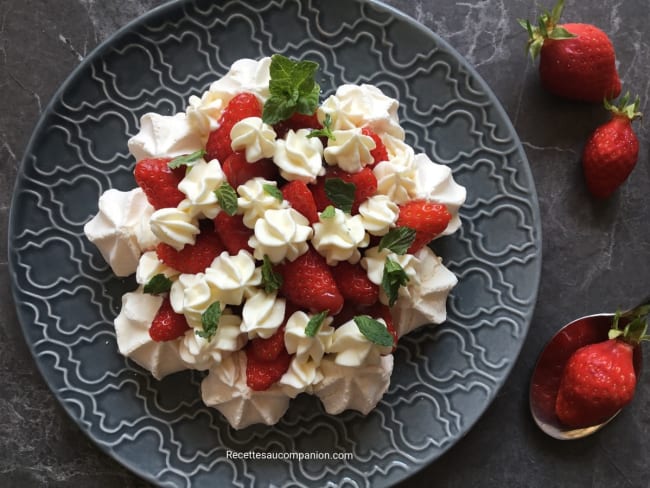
left=353, top=315, right=395, bottom=347
left=197, top=301, right=221, bottom=341
left=304, top=310, right=328, bottom=337
left=143, top=274, right=173, bottom=295
left=215, top=182, right=238, bottom=216
left=168, top=149, right=206, bottom=169
left=325, top=178, right=355, bottom=214
left=381, top=257, right=410, bottom=307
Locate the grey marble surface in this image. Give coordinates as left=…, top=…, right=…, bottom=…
left=1, top=0, right=649, bottom=487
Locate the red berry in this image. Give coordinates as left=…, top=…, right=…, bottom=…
left=396, top=200, right=451, bottom=253
left=221, top=151, right=278, bottom=189
left=331, top=261, right=378, bottom=306
left=133, top=158, right=186, bottom=210
left=205, top=93, right=262, bottom=163
left=213, top=212, right=253, bottom=254
left=281, top=180, right=319, bottom=224
left=245, top=347, right=292, bottom=391
left=275, top=247, right=344, bottom=315
left=582, top=96, right=641, bottom=198
left=149, top=297, right=190, bottom=342
left=156, top=223, right=225, bottom=274
left=274, top=112, right=321, bottom=139
left=361, top=127, right=389, bottom=166
left=555, top=338, right=637, bottom=428
left=247, top=325, right=287, bottom=362
left=309, top=167, right=377, bottom=214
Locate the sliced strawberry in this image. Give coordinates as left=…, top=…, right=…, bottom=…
left=149, top=297, right=190, bottom=342
left=331, top=261, right=378, bottom=306
left=281, top=180, right=319, bottom=224
left=309, top=167, right=377, bottom=214
left=221, top=151, right=278, bottom=189
left=361, top=127, right=389, bottom=167
left=213, top=212, right=254, bottom=254
left=247, top=325, right=286, bottom=362
left=156, top=223, right=225, bottom=274
left=205, top=93, right=262, bottom=163
left=134, top=157, right=186, bottom=210
left=274, top=112, right=322, bottom=139
left=396, top=200, right=451, bottom=253
left=275, top=247, right=344, bottom=315
left=245, top=347, right=292, bottom=391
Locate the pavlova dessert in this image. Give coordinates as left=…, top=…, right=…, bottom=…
left=84, top=55, right=466, bottom=429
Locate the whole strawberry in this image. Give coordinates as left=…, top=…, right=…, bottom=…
left=555, top=306, right=647, bottom=428
left=520, top=0, right=621, bottom=102
left=582, top=94, right=642, bottom=198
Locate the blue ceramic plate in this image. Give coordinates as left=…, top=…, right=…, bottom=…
left=8, top=0, right=541, bottom=486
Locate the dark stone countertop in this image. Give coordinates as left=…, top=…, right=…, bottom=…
left=1, top=0, right=648, bottom=486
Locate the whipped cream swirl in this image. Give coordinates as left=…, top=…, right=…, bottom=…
left=323, top=128, right=375, bottom=173
left=327, top=320, right=393, bottom=367
left=357, top=195, right=399, bottom=236
left=230, top=116, right=277, bottom=162
left=177, top=158, right=225, bottom=219
left=149, top=207, right=200, bottom=251
left=237, top=177, right=287, bottom=229
left=312, top=208, right=368, bottom=265
left=241, top=290, right=286, bottom=339
left=204, top=250, right=261, bottom=305
left=249, top=208, right=313, bottom=263
left=273, top=129, right=325, bottom=183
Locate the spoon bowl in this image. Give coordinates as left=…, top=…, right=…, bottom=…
left=529, top=311, right=643, bottom=440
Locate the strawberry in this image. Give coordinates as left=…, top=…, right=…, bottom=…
left=396, top=200, right=451, bottom=253
left=582, top=94, right=642, bottom=198
left=149, top=297, right=190, bottom=342
left=361, top=127, right=389, bottom=167
left=273, top=112, right=322, bottom=139
left=310, top=167, right=377, bottom=214
left=520, top=0, right=621, bottom=102
left=281, top=180, right=319, bottom=224
left=213, top=212, right=253, bottom=254
left=133, top=158, right=186, bottom=210
left=221, top=151, right=278, bottom=189
left=275, top=247, right=344, bottom=315
left=156, top=222, right=225, bottom=274
left=331, top=261, right=378, bottom=306
left=205, top=92, right=262, bottom=163
left=555, top=306, right=647, bottom=428
left=247, top=325, right=286, bottom=362
left=245, top=347, right=292, bottom=391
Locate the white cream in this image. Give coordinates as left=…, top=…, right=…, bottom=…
left=283, top=311, right=334, bottom=362
left=361, top=246, right=419, bottom=288
left=317, top=84, right=404, bottom=139
left=230, top=116, right=277, bottom=162
left=207, top=57, right=272, bottom=103
left=249, top=208, right=313, bottom=263
left=186, top=90, right=227, bottom=137
left=113, top=290, right=186, bottom=380
left=241, top=290, right=286, bottom=339
left=204, top=250, right=261, bottom=305
left=357, top=194, right=399, bottom=236
left=237, top=177, right=286, bottom=229
left=273, top=129, right=325, bottom=183
left=177, top=158, right=225, bottom=219
left=84, top=188, right=158, bottom=277
left=412, top=153, right=467, bottom=237
left=169, top=273, right=218, bottom=327
left=392, top=247, right=458, bottom=337
left=373, top=157, right=417, bottom=205
left=201, top=351, right=290, bottom=429
left=323, top=128, right=375, bottom=173
left=128, top=112, right=204, bottom=161
left=312, top=208, right=368, bottom=265
left=313, top=355, right=394, bottom=415
left=279, top=357, right=323, bottom=398
left=135, top=250, right=178, bottom=286
left=149, top=207, right=199, bottom=251
left=327, top=320, right=392, bottom=367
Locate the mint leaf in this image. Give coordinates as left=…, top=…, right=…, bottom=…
left=307, top=114, right=336, bottom=140
left=196, top=301, right=221, bottom=341
left=321, top=205, right=336, bottom=219
left=305, top=310, right=328, bottom=337
left=262, top=54, right=321, bottom=125
left=143, top=274, right=173, bottom=295
left=261, top=255, right=283, bottom=293
left=263, top=183, right=283, bottom=202
left=381, top=258, right=410, bottom=307
left=168, top=149, right=206, bottom=169
left=378, top=227, right=416, bottom=255
left=353, top=315, right=395, bottom=347
left=325, top=178, right=355, bottom=214
left=215, top=182, right=238, bottom=216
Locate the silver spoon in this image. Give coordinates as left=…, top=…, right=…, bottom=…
left=529, top=304, right=645, bottom=440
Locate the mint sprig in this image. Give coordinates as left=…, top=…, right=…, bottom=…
left=262, top=54, right=321, bottom=125
left=307, top=114, right=336, bottom=141
left=353, top=315, right=395, bottom=347
left=214, top=182, right=238, bottom=216
left=196, top=301, right=222, bottom=341
left=143, top=274, right=173, bottom=295
left=263, top=183, right=283, bottom=202
left=324, top=178, right=356, bottom=214
left=261, top=255, right=283, bottom=293
left=381, top=258, right=410, bottom=307
left=305, top=311, right=329, bottom=337
left=168, top=149, right=206, bottom=169
left=378, top=227, right=416, bottom=255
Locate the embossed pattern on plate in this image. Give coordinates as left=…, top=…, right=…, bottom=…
left=8, top=1, right=541, bottom=486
